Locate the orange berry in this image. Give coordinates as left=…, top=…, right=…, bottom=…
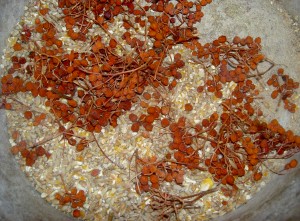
left=13, top=43, right=22, bottom=51
left=131, top=122, right=140, bottom=132
left=5, top=103, right=12, bottom=110
left=161, top=106, right=170, bottom=115
left=184, top=103, right=193, bottom=111
left=277, top=68, right=284, bottom=75
left=91, top=169, right=100, bottom=177
left=218, top=35, right=227, bottom=43
left=143, top=92, right=151, bottom=100
left=150, top=174, right=159, bottom=183
left=139, top=175, right=148, bottom=185
left=73, top=209, right=81, bottom=218
left=40, top=8, right=49, bottom=15
left=76, top=143, right=85, bottom=152
left=271, top=90, right=279, bottom=99
left=165, top=173, right=173, bottom=182
left=161, top=118, right=170, bottom=128
left=289, top=159, right=298, bottom=168
left=226, top=175, right=235, bottom=185
left=24, top=111, right=33, bottom=120
left=149, top=165, right=157, bottom=173
left=253, top=172, right=262, bottom=181
left=10, top=145, right=20, bottom=155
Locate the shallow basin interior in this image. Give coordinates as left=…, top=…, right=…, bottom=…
left=0, top=0, right=299, bottom=220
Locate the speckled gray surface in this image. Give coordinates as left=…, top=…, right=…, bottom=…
left=276, top=0, right=300, bottom=22
left=0, top=1, right=299, bottom=221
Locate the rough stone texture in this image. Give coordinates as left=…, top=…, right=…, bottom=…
left=0, top=1, right=26, bottom=52
left=0, top=0, right=299, bottom=221
left=276, top=0, right=300, bottom=22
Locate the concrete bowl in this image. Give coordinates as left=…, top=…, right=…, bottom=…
left=0, top=0, right=299, bottom=220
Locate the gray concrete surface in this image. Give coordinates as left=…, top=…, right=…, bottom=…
left=276, top=0, right=300, bottom=22
left=0, top=0, right=299, bottom=221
